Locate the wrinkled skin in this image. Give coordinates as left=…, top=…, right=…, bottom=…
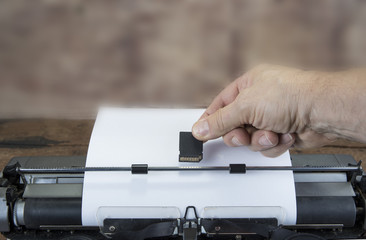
left=192, top=64, right=366, bottom=157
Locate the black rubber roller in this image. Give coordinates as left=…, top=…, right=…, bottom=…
left=24, top=198, right=82, bottom=229
left=296, top=197, right=356, bottom=227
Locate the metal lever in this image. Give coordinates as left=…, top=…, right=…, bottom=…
left=182, top=206, right=198, bottom=240
left=183, top=222, right=197, bottom=240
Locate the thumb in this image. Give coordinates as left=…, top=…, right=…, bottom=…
left=192, top=101, right=243, bottom=141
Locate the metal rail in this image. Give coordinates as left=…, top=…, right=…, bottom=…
left=18, top=165, right=361, bottom=174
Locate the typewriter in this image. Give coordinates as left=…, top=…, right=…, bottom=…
left=1, top=154, right=366, bottom=240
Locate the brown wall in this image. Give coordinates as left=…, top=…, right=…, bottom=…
left=0, top=0, right=366, bottom=118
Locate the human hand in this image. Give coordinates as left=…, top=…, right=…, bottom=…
left=192, top=64, right=336, bottom=157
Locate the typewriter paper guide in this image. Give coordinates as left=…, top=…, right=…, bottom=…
left=82, top=108, right=297, bottom=226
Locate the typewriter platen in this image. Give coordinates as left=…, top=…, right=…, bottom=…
left=1, top=154, right=366, bottom=240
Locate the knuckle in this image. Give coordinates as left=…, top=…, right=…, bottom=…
left=255, top=63, right=267, bottom=70
left=253, top=144, right=272, bottom=152
left=236, top=100, right=253, bottom=124
left=261, top=149, right=281, bottom=158
left=261, top=152, right=278, bottom=158
left=262, top=146, right=288, bottom=158
left=214, top=108, right=226, bottom=132
left=248, top=145, right=260, bottom=152
left=252, top=63, right=270, bottom=73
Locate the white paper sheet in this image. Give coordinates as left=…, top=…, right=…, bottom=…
left=82, top=107, right=297, bottom=226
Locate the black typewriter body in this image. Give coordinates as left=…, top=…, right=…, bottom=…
left=1, top=154, right=366, bottom=240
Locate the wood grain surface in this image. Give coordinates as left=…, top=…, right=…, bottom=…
left=0, top=119, right=365, bottom=239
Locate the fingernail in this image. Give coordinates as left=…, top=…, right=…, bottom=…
left=232, top=137, right=243, bottom=146
left=193, top=119, right=209, bottom=138
left=259, top=134, right=274, bottom=147
left=281, top=133, right=293, bottom=144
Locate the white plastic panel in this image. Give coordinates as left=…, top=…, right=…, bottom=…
left=294, top=173, right=347, bottom=182
left=202, top=206, right=285, bottom=223
left=96, top=206, right=181, bottom=228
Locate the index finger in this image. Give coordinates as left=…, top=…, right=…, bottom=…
left=199, top=76, right=244, bottom=121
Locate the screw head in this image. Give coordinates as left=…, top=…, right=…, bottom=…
left=109, top=226, right=116, bottom=232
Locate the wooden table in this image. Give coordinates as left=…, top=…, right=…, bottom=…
left=1, top=120, right=365, bottom=239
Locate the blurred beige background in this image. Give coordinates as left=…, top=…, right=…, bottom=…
left=0, top=0, right=366, bottom=118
